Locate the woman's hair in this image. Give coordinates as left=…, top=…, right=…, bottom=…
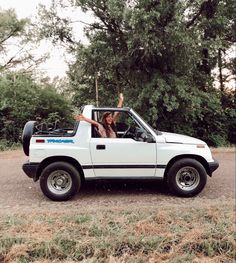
left=101, top=112, right=117, bottom=137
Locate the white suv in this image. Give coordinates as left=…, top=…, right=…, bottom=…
left=22, top=105, right=219, bottom=201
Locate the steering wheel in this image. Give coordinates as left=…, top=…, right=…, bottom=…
left=122, top=125, right=132, bottom=138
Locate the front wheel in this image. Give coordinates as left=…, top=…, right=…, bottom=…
left=40, top=162, right=81, bottom=201
left=167, top=158, right=207, bottom=197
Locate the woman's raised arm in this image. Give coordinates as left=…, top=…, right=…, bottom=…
left=113, top=93, right=124, bottom=123
left=75, top=114, right=100, bottom=128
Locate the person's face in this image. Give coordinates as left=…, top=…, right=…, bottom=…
left=105, top=114, right=113, bottom=125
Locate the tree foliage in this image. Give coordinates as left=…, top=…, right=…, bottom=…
left=0, top=72, right=73, bottom=143
left=36, top=0, right=235, bottom=146
left=0, top=9, right=73, bottom=147
left=1, top=1, right=235, bottom=147
left=0, top=8, right=47, bottom=73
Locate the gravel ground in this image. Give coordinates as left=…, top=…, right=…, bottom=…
left=0, top=149, right=235, bottom=212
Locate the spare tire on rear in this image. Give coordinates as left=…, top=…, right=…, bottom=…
left=22, top=121, right=37, bottom=156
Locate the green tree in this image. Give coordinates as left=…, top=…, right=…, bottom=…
left=0, top=8, right=47, bottom=73
left=0, top=72, right=73, bottom=143
left=37, top=0, right=236, bottom=146
left=0, top=8, right=74, bottom=148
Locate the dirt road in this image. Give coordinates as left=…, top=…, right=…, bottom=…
left=0, top=149, right=235, bottom=211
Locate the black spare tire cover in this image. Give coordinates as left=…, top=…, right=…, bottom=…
left=22, top=121, right=37, bottom=156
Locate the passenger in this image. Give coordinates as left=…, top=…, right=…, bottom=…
left=75, top=93, right=124, bottom=138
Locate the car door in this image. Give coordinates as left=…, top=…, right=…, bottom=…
left=89, top=110, right=157, bottom=178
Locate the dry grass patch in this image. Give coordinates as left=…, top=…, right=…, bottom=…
left=0, top=201, right=235, bottom=263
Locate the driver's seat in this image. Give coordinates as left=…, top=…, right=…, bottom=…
left=92, top=126, right=101, bottom=138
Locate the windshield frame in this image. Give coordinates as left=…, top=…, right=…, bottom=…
left=130, top=109, right=162, bottom=136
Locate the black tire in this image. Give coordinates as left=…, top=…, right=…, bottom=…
left=40, top=162, right=81, bottom=201
left=167, top=158, right=207, bottom=197
left=22, top=121, right=37, bottom=156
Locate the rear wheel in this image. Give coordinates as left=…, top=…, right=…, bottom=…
left=40, top=162, right=81, bottom=201
left=167, top=158, right=207, bottom=197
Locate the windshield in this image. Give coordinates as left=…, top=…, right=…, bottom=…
left=130, top=109, right=162, bottom=135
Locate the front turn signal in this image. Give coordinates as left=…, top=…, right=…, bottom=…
left=197, top=144, right=205, bottom=148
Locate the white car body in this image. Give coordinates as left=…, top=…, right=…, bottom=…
left=22, top=105, right=219, bottom=200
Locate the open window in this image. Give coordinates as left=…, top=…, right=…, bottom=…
left=91, top=109, right=155, bottom=142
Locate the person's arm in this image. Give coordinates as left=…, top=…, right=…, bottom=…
left=75, top=114, right=100, bottom=128
left=113, top=93, right=124, bottom=123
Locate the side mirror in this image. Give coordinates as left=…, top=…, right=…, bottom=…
left=143, top=133, right=155, bottom=143
left=135, top=128, right=155, bottom=143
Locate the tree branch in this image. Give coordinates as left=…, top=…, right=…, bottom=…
left=0, top=29, right=19, bottom=45
left=186, top=2, right=205, bottom=28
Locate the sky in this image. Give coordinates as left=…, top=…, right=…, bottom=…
left=0, top=0, right=92, bottom=78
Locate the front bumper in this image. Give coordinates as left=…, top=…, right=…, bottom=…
left=22, top=162, right=40, bottom=182
left=208, top=158, right=219, bottom=176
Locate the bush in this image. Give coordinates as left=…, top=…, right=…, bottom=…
left=0, top=72, right=73, bottom=145
left=0, top=139, right=21, bottom=151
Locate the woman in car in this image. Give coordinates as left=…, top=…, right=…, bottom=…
left=75, top=93, right=124, bottom=138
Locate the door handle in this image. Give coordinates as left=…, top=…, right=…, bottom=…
left=96, top=145, right=106, bottom=150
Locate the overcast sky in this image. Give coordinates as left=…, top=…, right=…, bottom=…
left=0, top=0, right=91, bottom=78
left=0, top=0, right=49, bottom=18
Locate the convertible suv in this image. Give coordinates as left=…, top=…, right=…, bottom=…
left=22, top=105, right=219, bottom=201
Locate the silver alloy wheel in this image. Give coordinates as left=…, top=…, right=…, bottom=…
left=176, top=166, right=200, bottom=191
left=47, top=170, right=72, bottom=195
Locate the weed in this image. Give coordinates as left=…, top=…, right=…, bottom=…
left=3, top=216, right=23, bottom=227
left=170, top=253, right=195, bottom=263
left=88, top=224, right=104, bottom=237
left=0, top=237, right=26, bottom=263
left=74, top=214, right=92, bottom=224
left=0, top=140, right=21, bottom=151
left=113, top=240, right=142, bottom=257
left=56, top=238, right=76, bottom=255
left=0, top=237, right=25, bottom=252
left=74, top=242, right=95, bottom=260
left=182, top=238, right=235, bottom=258
left=29, top=239, right=77, bottom=261
left=15, top=255, right=30, bottom=263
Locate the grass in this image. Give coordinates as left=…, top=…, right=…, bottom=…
left=0, top=201, right=235, bottom=263
left=0, top=140, right=21, bottom=152
left=210, top=146, right=235, bottom=153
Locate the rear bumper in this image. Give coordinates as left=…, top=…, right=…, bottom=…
left=22, top=162, right=40, bottom=181
left=208, top=158, right=219, bottom=176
